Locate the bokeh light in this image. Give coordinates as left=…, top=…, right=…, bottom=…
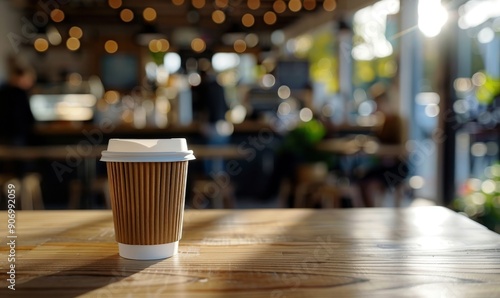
left=143, top=7, right=157, bottom=22
left=104, top=40, right=118, bottom=54
left=34, top=38, right=49, bottom=52
left=120, top=9, right=134, bottom=22
left=66, top=37, right=80, bottom=51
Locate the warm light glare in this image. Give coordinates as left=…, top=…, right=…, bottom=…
left=242, top=13, right=255, bottom=27
left=288, top=0, right=302, bottom=12
left=212, top=10, right=226, bottom=24
left=104, top=40, right=118, bottom=54
left=172, top=0, right=185, bottom=5
left=418, top=0, right=448, bottom=37
left=248, top=0, right=260, bottom=10
left=263, top=11, right=277, bottom=25
left=191, top=38, right=206, bottom=53
left=66, top=37, right=80, bottom=51
left=120, top=9, right=134, bottom=22
left=234, top=39, right=247, bottom=53
left=50, top=9, right=65, bottom=22
left=458, top=0, right=500, bottom=29
left=273, top=0, right=287, bottom=13
left=34, top=38, right=49, bottom=52
left=323, top=0, right=336, bottom=11
left=192, top=0, right=206, bottom=9
left=108, top=0, right=122, bottom=9
left=143, top=7, right=157, bottom=22
left=69, top=26, right=83, bottom=39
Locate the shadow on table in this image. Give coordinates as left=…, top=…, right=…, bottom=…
left=8, top=255, right=160, bottom=298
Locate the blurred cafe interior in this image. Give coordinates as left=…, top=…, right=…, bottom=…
left=1, top=0, right=500, bottom=232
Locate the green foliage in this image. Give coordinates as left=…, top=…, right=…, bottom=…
left=280, top=119, right=330, bottom=164
left=453, top=162, right=500, bottom=233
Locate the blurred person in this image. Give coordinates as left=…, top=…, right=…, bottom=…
left=191, top=68, right=230, bottom=175
left=0, top=56, right=36, bottom=146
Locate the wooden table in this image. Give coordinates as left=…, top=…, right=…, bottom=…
left=1, top=207, right=499, bottom=297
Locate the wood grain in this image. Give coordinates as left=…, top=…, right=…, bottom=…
left=0, top=207, right=499, bottom=297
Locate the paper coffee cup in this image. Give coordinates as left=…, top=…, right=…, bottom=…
left=101, top=139, right=195, bottom=260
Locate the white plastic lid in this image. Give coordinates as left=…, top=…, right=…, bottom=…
left=101, top=138, right=196, bottom=162
left=118, top=241, right=179, bottom=260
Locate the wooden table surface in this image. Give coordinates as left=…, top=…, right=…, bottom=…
left=1, top=207, right=499, bottom=297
